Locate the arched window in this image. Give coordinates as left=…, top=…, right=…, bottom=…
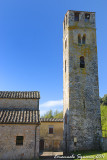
left=82, top=34, right=86, bottom=44
left=78, top=34, right=81, bottom=45
left=80, top=56, right=85, bottom=68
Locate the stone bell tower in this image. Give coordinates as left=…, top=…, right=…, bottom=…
left=63, top=10, right=102, bottom=152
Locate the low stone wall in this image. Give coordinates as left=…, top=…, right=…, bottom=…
left=101, top=137, right=107, bottom=151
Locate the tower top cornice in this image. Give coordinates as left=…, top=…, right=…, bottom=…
left=63, top=10, right=96, bottom=30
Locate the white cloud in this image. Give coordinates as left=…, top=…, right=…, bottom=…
left=40, top=99, right=63, bottom=116
left=40, top=99, right=63, bottom=108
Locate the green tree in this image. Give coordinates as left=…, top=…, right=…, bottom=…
left=99, top=96, right=103, bottom=105
left=54, top=110, right=59, bottom=117
left=41, top=109, right=63, bottom=118
left=54, top=111, right=63, bottom=118
left=102, top=94, right=107, bottom=105
left=41, top=110, right=53, bottom=118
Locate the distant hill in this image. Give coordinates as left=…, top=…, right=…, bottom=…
left=101, top=105, right=107, bottom=137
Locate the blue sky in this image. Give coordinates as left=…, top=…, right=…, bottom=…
left=0, top=0, right=107, bottom=115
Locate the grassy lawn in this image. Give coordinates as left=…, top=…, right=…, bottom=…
left=72, top=150, right=107, bottom=160
left=101, top=105, right=107, bottom=137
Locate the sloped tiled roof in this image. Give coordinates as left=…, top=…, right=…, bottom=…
left=0, top=91, right=40, bottom=99
left=40, top=118, right=63, bottom=122
left=0, top=109, right=40, bottom=124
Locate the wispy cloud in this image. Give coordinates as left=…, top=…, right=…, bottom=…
left=40, top=99, right=63, bottom=108
left=40, top=99, right=63, bottom=116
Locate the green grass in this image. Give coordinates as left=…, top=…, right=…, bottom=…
left=101, top=105, right=107, bottom=137
left=72, top=150, right=107, bottom=160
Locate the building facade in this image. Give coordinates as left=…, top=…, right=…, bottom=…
left=63, top=10, right=102, bottom=152
left=40, top=118, right=63, bottom=151
left=0, top=91, right=40, bottom=160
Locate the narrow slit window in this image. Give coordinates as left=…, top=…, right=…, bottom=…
left=65, top=40, right=66, bottom=49
left=82, top=34, right=86, bottom=44
left=65, top=113, right=67, bottom=124
left=65, top=60, right=66, bottom=72
left=83, top=99, right=85, bottom=108
left=65, top=39, right=67, bottom=49
left=64, top=19, right=65, bottom=30
left=16, top=136, right=23, bottom=145
left=78, top=34, right=81, bottom=45
left=66, top=15, right=67, bottom=25
left=74, top=12, right=79, bottom=21
left=80, top=56, right=85, bottom=68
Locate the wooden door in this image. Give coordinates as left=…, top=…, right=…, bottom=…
left=40, top=139, right=44, bottom=150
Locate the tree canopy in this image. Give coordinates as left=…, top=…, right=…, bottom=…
left=100, top=94, right=107, bottom=106
left=41, top=110, right=63, bottom=118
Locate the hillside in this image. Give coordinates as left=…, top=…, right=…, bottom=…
left=101, top=105, right=107, bottom=137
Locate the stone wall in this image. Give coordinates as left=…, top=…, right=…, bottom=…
left=0, top=98, right=39, bottom=110
left=40, top=122, right=63, bottom=151
left=0, top=124, right=40, bottom=160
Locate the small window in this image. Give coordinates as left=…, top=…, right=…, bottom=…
left=78, top=34, right=81, bottom=45
left=74, top=12, right=79, bottom=21
left=49, top=127, right=53, bottom=134
left=16, top=136, right=23, bottom=145
left=82, top=34, right=86, bottom=44
left=80, top=56, right=85, bottom=68
left=85, top=13, right=90, bottom=22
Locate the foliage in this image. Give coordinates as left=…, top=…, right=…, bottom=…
left=41, top=110, right=63, bottom=118
left=100, top=96, right=103, bottom=104
left=100, top=94, right=107, bottom=105
left=102, top=94, right=107, bottom=105
left=41, top=110, right=53, bottom=118
left=54, top=110, right=63, bottom=118
left=101, top=105, right=107, bottom=131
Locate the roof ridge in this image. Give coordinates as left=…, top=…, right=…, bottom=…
left=0, top=91, right=40, bottom=99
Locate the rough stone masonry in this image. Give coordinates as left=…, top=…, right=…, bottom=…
left=63, top=10, right=102, bottom=153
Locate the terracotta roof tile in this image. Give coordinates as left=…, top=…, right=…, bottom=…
left=0, top=91, right=40, bottom=99
left=40, top=118, right=63, bottom=122
left=0, top=109, right=40, bottom=124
